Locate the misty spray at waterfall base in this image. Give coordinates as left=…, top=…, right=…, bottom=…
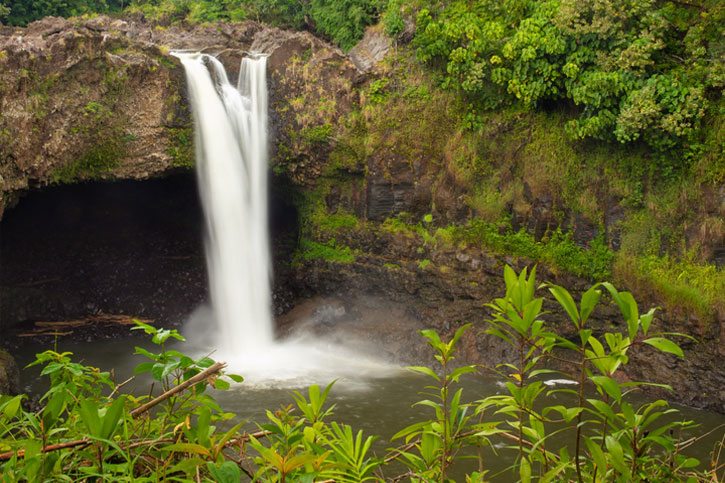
left=173, top=51, right=400, bottom=387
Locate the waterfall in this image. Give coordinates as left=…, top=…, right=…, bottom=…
left=173, top=52, right=273, bottom=356
left=174, top=50, right=399, bottom=385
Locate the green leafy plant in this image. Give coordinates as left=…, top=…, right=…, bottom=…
left=248, top=382, right=382, bottom=482
left=413, top=0, right=721, bottom=166
left=308, top=0, right=382, bottom=51
left=0, top=320, right=241, bottom=481
left=1, top=271, right=721, bottom=482
left=476, top=265, right=701, bottom=481
left=393, top=324, right=480, bottom=482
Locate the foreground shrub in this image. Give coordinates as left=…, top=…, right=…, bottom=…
left=1, top=267, right=722, bottom=481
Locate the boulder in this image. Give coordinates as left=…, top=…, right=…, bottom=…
left=0, top=349, right=20, bottom=395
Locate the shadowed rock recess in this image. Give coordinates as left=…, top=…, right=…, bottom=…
left=1, top=15, right=724, bottom=413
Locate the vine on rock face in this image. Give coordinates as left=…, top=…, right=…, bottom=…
left=0, top=268, right=722, bottom=481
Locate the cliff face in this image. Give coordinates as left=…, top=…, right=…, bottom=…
left=1, top=16, right=187, bottom=214
left=1, top=16, right=724, bottom=413
left=0, top=15, right=362, bottom=216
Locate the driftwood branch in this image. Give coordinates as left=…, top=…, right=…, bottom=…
left=18, top=315, right=154, bottom=337
left=130, top=362, right=227, bottom=419
left=0, top=439, right=90, bottom=461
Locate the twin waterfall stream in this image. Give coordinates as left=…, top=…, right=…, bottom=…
left=173, top=52, right=273, bottom=356
left=173, top=51, right=396, bottom=385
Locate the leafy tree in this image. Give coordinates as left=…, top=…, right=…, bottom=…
left=413, top=0, right=722, bottom=164
left=0, top=3, right=10, bottom=23
left=0, top=0, right=118, bottom=26
left=256, top=0, right=310, bottom=30
left=309, top=0, right=383, bottom=50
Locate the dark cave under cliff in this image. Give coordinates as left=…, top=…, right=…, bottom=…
left=0, top=173, right=300, bottom=335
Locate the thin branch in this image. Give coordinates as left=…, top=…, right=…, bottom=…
left=383, top=440, right=419, bottom=464
left=677, top=423, right=725, bottom=451
left=130, top=362, right=226, bottom=419
left=109, top=376, right=136, bottom=399
left=0, top=439, right=90, bottom=461
left=226, top=429, right=270, bottom=446
left=123, top=437, right=175, bottom=450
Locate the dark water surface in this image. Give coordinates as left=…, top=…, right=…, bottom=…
left=14, top=336, right=725, bottom=481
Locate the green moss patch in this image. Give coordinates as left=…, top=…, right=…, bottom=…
left=294, top=237, right=356, bottom=264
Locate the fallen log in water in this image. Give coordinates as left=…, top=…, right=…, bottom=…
left=17, top=314, right=154, bottom=337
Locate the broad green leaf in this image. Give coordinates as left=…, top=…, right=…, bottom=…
left=643, top=337, right=684, bottom=359
left=450, top=365, right=477, bottom=382
left=585, top=437, right=608, bottom=475
left=679, top=457, right=700, bottom=468
left=580, top=285, right=601, bottom=325
left=161, top=360, right=181, bottom=379
left=163, top=442, right=211, bottom=457
left=503, top=265, right=517, bottom=292
left=525, top=265, right=537, bottom=304
left=521, top=297, right=543, bottom=331
left=519, top=456, right=531, bottom=483
left=529, top=369, right=557, bottom=378
left=213, top=378, right=230, bottom=390
left=602, top=282, right=625, bottom=314
left=169, top=457, right=206, bottom=474
left=391, top=420, right=430, bottom=441
left=39, top=362, right=63, bottom=376
left=548, top=284, right=579, bottom=328
left=540, top=459, right=570, bottom=483
left=590, top=376, right=622, bottom=403
left=420, top=329, right=442, bottom=349
left=605, top=435, right=629, bottom=477
left=78, top=399, right=101, bottom=437
left=420, top=431, right=441, bottom=465
left=485, top=326, right=514, bottom=345
left=42, top=390, right=66, bottom=429
left=407, top=366, right=440, bottom=382
left=587, top=398, right=617, bottom=421
left=578, top=328, right=592, bottom=346
left=133, top=346, right=156, bottom=360
left=196, top=406, right=211, bottom=447
left=151, top=362, right=166, bottom=381
left=587, top=336, right=605, bottom=358
left=131, top=320, right=156, bottom=334
left=450, top=323, right=473, bottom=348
left=640, top=307, right=656, bottom=335
left=207, top=461, right=241, bottom=483
left=100, top=396, right=126, bottom=440
left=133, top=362, right=155, bottom=375
left=195, top=356, right=215, bottom=368
left=0, top=395, right=23, bottom=420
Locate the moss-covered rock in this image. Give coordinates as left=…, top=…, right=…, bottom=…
left=0, top=349, right=20, bottom=395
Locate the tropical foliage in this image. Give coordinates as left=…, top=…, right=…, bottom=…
left=1, top=268, right=721, bottom=481
left=413, top=0, right=723, bottom=164
left=0, top=0, right=385, bottom=50
left=125, top=0, right=385, bottom=50
left=0, top=0, right=126, bottom=26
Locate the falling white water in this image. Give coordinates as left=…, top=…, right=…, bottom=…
left=174, top=51, right=273, bottom=356
left=174, top=51, right=401, bottom=386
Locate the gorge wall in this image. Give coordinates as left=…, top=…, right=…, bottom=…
left=1, top=16, right=724, bottom=412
